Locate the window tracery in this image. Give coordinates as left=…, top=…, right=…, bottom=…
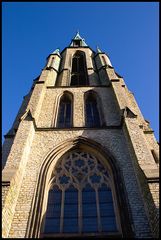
left=42, top=151, right=119, bottom=236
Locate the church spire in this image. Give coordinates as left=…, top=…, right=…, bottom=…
left=96, top=46, right=102, bottom=53
left=52, top=48, right=60, bottom=56
left=73, top=30, right=81, bottom=40
left=70, top=31, right=88, bottom=47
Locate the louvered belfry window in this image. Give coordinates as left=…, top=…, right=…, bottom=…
left=42, top=151, right=119, bottom=236
left=71, top=51, right=88, bottom=86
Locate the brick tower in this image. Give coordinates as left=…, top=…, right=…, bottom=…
left=2, top=32, right=159, bottom=238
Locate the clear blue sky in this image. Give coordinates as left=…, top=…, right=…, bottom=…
left=2, top=2, right=159, bottom=142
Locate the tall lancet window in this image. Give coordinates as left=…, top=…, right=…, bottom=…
left=71, top=51, right=88, bottom=86
left=41, top=151, right=120, bottom=237
left=57, top=93, right=72, bottom=128
left=85, top=93, right=101, bottom=127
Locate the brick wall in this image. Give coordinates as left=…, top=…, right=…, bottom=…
left=2, top=45, right=159, bottom=238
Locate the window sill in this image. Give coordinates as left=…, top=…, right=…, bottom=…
left=35, top=125, right=122, bottom=131
left=47, top=85, right=110, bottom=88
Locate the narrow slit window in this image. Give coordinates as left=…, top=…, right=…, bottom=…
left=102, top=56, right=107, bottom=66
left=151, top=150, right=159, bottom=164
left=51, top=57, right=55, bottom=68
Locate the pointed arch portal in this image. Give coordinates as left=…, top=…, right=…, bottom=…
left=26, top=137, right=133, bottom=238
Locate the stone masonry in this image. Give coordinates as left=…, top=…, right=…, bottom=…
left=2, top=33, right=159, bottom=238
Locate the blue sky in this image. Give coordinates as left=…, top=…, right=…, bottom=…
left=2, top=2, right=159, bottom=142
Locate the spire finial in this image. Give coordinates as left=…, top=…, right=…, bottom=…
left=96, top=46, right=102, bottom=53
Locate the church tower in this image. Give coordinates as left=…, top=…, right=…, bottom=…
left=2, top=32, right=159, bottom=238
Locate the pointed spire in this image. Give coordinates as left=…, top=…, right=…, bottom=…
left=73, top=30, right=82, bottom=40
left=70, top=31, right=88, bottom=47
left=96, top=46, right=102, bottom=53
left=52, top=48, right=60, bottom=55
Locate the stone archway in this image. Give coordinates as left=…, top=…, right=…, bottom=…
left=26, top=137, right=133, bottom=238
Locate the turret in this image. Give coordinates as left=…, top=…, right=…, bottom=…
left=94, top=46, right=112, bottom=69
left=94, top=46, right=112, bottom=85
left=43, top=48, right=61, bottom=86
left=45, top=48, right=61, bottom=71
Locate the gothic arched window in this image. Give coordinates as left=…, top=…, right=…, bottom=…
left=41, top=151, right=120, bottom=237
left=71, top=51, right=88, bottom=86
left=85, top=93, right=101, bottom=127
left=57, top=93, right=72, bottom=128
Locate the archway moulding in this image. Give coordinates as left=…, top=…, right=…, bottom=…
left=26, top=136, right=133, bottom=238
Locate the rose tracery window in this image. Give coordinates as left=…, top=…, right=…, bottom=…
left=42, top=151, right=120, bottom=237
